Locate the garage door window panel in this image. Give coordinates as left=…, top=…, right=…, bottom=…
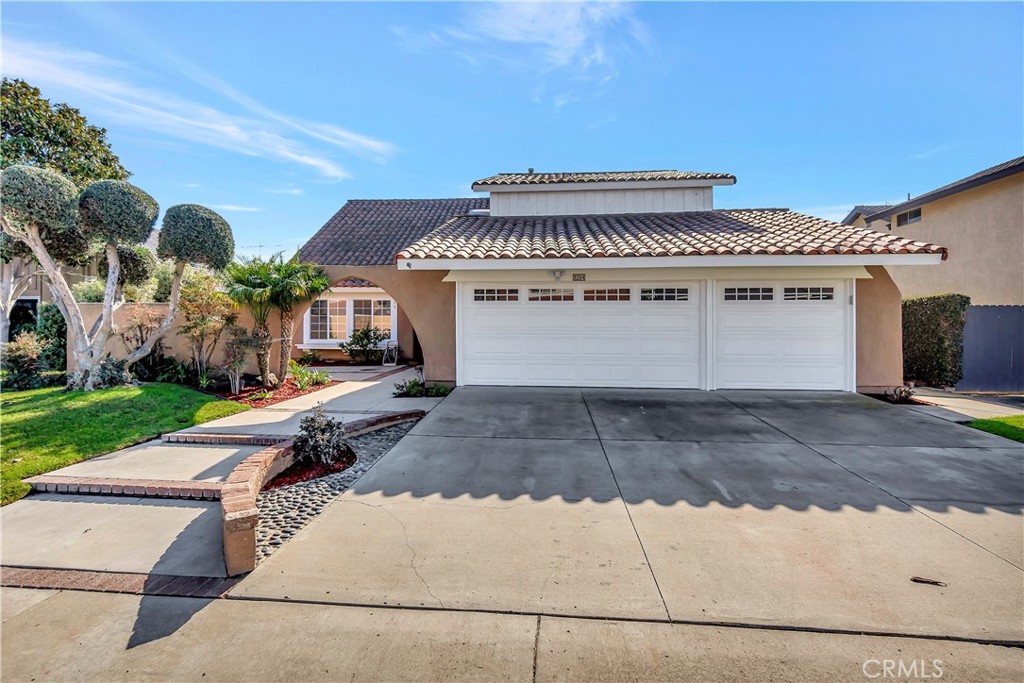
left=783, top=286, right=835, bottom=301
left=723, top=287, right=774, bottom=301
left=640, top=287, right=689, bottom=302
left=528, top=288, right=575, bottom=302
left=474, top=288, right=519, bottom=302
left=582, top=288, right=631, bottom=302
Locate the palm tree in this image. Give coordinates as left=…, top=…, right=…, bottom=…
left=270, top=253, right=330, bottom=382
left=223, top=255, right=278, bottom=386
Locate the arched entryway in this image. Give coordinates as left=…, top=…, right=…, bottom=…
left=291, top=267, right=456, bottom=384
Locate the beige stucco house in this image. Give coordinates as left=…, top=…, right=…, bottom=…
left=297, top=169, right=947, bottom=393
left=843, top=157, right=1023, bottom=305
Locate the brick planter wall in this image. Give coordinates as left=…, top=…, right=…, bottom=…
left=221, top=441, right=296, bottom=577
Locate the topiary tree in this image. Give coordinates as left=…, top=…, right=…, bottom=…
left=97, top=244, right=157, bottom=297
left=0, top=164, right=234, bottom=390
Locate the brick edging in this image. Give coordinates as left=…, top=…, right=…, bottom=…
left=24, top=475, right=221, bottom=500
left=1, top=565, right=240, bottom=598
left=163, top=433, right=290, bottom=446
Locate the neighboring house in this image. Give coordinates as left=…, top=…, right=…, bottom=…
left=299, top=170, right=946, bottom=392
left=842, top=157, right=1023, bottom=305
left=0, top=258, right=98, bottom=336
left=843, top=157, right=1024, bottom=391
left=1, top=229, right=162, bottom=338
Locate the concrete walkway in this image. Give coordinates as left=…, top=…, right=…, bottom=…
left=3, top=589, right=1021, bottom=682
left=1, top=367, right=437, bottom=580
left=908, top=388, right=1024, bottom=422
left=176, top=367, right=440, bottom=437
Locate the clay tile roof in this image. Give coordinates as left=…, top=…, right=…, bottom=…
left=395, top=209, right=948, bottom=261
left=473, top=170, right=736, bottom=186
left=335, top=277, right=376, bottom=288
left=299, top=198, right=489, bottom=266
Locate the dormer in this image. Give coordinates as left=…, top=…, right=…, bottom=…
left=472, top=169, right=736, bottom=217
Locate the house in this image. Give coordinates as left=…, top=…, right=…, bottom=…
left=843, top=157, right=1024, bottom=391
left=298, top=170, right=947, bottom=392
left=842, top=156, right=1023, bottom=305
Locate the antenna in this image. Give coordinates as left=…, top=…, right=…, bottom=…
left=239, top=243, right=282, bottom=257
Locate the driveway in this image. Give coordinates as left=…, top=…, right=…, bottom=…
left=235, top=387, right=1023, bottom=642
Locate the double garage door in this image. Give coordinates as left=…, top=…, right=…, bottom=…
left=458, top=280, right=852, bottom=390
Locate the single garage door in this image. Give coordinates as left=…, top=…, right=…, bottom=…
left=714, top=281, right=850, bottom=390
left=459, top=282, right=702, bottom=388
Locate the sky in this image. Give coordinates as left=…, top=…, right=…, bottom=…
left=2, top=1, right=1022, bottom=257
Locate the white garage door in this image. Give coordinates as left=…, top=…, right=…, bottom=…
left=459, top=283, right=702, bottom=388
left=714, top=281, right=850, bottom=390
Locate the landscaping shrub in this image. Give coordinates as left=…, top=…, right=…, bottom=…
left=1, top=330, right=48, bottom=389
left=297, top=349, right=323, bottom=365
left=338, top=326, right=389, bottom=363
left=292, top=404, right=355, bottom=466
left=393, top=368, right=450, bottom=397
left=222, top=326, right=254, bottom=394
left=91, top=356, right=133, bottom=388
left=902, top=293, right=971, bottom=388
left=35, top=302, right=66, bottom=370
left=289, top=359, right=331, bottom=390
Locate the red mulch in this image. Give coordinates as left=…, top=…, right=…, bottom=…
left=263, top=454, right=356, bottom=490
left=216, top=379, right=340, bottom=409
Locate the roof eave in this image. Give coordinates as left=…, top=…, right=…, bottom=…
left=395, top=253, right=945, bottom=271
left=472, top=178, right=736, bottom=193
left=867, top=163, right=1024, bottom=222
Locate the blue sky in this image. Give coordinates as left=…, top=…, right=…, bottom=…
left=3, top=2, right=1022, bottom=257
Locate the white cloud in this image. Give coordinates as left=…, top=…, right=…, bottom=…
left=266, top=188, right=305, bottom=196
left=210, top=204, right=263, bottom=213
left=398, top=2, right=650, bottom=106
left=451, top=2, right=644, bottom=74
left=3, top=37, right=395, bottom=179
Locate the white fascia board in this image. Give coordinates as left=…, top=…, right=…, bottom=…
left=398, top=253, right=944, bottom=271
left=443, top=265, right=871, bottom=283
left=471, top=179, right=735, bottom=193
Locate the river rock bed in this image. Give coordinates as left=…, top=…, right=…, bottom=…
left=255, top=421, right=416, bottom=562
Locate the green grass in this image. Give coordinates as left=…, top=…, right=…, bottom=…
left=968, top=414, right=1024, bottom=443
left=1, top=383, right=249, bottom=505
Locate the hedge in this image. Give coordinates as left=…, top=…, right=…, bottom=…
left=902, top=293, right=971, bottom=388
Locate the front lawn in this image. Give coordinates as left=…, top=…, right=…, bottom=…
left=968, top=414, right=1024, bottom=443
left=1, top=383, right=249, bottom=505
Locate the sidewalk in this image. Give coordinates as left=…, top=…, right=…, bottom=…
left=907, top=388, right=1024, bottom=423
left=1, top=367, right=438, bottom=581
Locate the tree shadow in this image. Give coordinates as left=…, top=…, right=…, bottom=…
left=349, top=387, right=1024, bottom=515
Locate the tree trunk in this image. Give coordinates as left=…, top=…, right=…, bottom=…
left=278, top=309, right=293, bottom=383
left=0, top=220, right=187, bottom=391
left=253, top=325, right=274, bottom=387
left=0, top=258, right=38, bottom=343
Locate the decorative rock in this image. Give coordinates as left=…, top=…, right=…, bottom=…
left=255, top=422, right=415, bottom=562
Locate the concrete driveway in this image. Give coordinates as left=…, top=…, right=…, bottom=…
left=234, top=387, right=1023, bottom=643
